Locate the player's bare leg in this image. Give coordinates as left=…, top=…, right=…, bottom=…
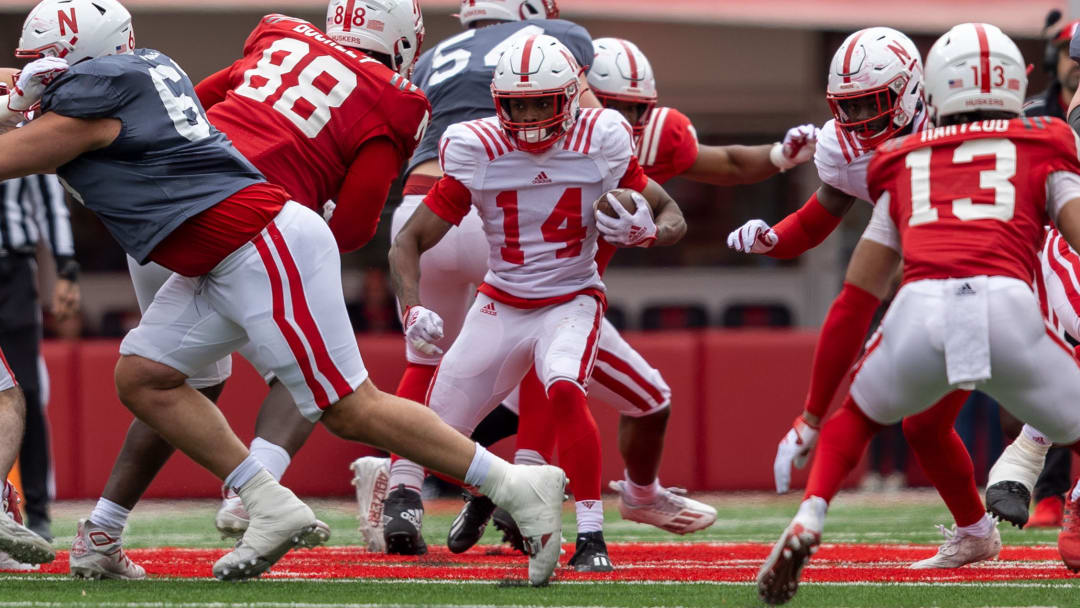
left=0, top=385, right=52, bottom=565
left=619, top=409, right=668, bottom=486
left=114, top=355, right=324, bottom=581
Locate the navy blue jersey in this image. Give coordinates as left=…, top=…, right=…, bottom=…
left=407, top=19, right=592, bottom=174
left=41, top=49, right=264, bottom=263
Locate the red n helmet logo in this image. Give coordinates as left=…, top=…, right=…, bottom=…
left=57, top=7, right=78, bottom=36
left=886, top=41, right=911, bottom=64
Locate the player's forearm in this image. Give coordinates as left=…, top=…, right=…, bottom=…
left=639, top=179, right=685, bottom=246
left=683, top=144, right=778, bottom=186
left=388, top=236, right=423, bottom=310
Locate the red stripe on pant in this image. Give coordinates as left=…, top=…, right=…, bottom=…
left=576, top=300, right=604, bottom=385
left=591, top=367, right=655, bottom=413
left=252, top=233, right=331, bottom=408
left=595, top=348, right=665, bottom=404
left=266, top=222, right=354, bottom=402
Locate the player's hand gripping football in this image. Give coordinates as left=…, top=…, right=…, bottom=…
left=773, top=415, right=820, bottom=493
left=770, top=123, right=819, bottom=171
left=595, top=191, right=657, bottom=247
left=403, top=305, right=444, bottom=356
left=8, top=56, right=69, bottom=113
left=726, top=219, right=777, bottom=254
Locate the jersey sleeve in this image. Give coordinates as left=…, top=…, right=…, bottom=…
left=593, top=109, right=638, bottom=190
left=438, top=121, right=484, bottom=188
left=861, top=190, right=901, bottom=252
left=194, top=63, right=238, bottom=110
left=41, top=66, right=127, bottom=118
left=645, top=108, right=699, bottom=184
left=367, top=75, right=431, bottom=162
left=813, top=119, right=872, bottom=201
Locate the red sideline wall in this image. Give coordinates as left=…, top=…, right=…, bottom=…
left=42, top=330, right=860, bottom=499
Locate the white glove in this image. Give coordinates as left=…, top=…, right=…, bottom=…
left=595, top=191, right=657, bottom=247
left=8, top=57, right=69, bottom=112
left=769, top=123, right=819, bottom=171
left=773, top=415, right=820, bottom=494
left=726, top=219, right=777, bottom=254
left=403, top=305, right=444, bottom=356
left=0, top=93, right=22, bottom=135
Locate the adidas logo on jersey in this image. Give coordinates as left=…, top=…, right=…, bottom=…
left=956, top=282, right=976, bottom=296
left=531, top=171, right=552, bottom=185
left=481, top=302, right=497, bottom=316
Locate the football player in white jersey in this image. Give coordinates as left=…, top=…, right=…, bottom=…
left=390, top=34, right=685, bottom=571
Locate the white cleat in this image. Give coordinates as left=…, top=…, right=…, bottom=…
left=757, top=496, right=826, bottom=606
left=69, top=519, right=146, bottom=580
left=608, top=480, right=717, bottom=534
left=909, top=524, right=1001, bottom=569
left=492, top=464, right=567, bottom=587
left=215, top=496, right=249, bottom=540
left=212, top=471, right=329, bottom=581
left=0, top=510, right=53, bottom=565
left=986, top=433, right=1050, bottom=528
left=0, top=551, right=38, bottom=571
left=349, top=456, right=390, bottom=553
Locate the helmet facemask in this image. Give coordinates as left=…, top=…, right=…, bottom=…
left=492, top=82, right=577, bottom=151
left=595, top=93, right=655, bottom=137
left=827, top=73, right=910, bottom=148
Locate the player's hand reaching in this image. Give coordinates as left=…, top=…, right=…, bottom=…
left=595, top=191, right=657, bottom=247
left=403, top=305, right=444, bottom=356
left=770, top=123, right=819, bottom=171
left=773, top=415, right=820, bottom=493
left=727, top=219, right=777, bottom=254
left=8, top=56, right=69, bottom=113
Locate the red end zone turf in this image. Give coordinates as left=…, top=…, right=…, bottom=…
left=17, top=543, right=1076, bottom=582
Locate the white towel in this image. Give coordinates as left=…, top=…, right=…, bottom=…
left=944, top=276, right=991, bottom=387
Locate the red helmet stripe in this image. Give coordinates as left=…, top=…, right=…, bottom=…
left=841, top=29, right=867, bottom=84
left=974, top=23, right=991, bottom=94
left=342, top=0, right=356, bottom=32
left=617, top=39, right=639, bottom=88
left=519, top=35, right=538, bottom=83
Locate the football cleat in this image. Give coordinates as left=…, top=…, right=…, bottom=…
left=0, top=482, right=53, bottom=565
left=492, top=507, right=526, bottom=555
left=757, top=496, right=825, bottom=606
left=212, top=471, right=327, bottom=581
left=909, top=523, right=1000, bottom=569
left=215, top=495, right=249, bottom=540
left=447, top=492, right=495, bottom=554
left=490, top=464, right=567, bottom=586
left=986, top=434, right=1049, bottom=528
left=608, top=479, right=717, bottom=534
left=1029, top=496, right=1065, bottom=529
left=567, top=531, right=614, bottom=572
left=382, top=484, right=427, bottom=555
left=349, top=456, right=391, bottom=553
left=0, top=551, right=38, bottom=571
left=1059, top=480, right=1080, bottom=572
left=69, top=518, right=146, bottom=580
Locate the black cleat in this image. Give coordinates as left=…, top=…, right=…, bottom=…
left=986, top=481, right=1031, bottom=528
left=447, top=493, right=496, bottom=554
left=491, top=507, right=526, bottom=555
left=567, top=531, right=614, bottom=572
left=382, top=484, right=428, bottom=555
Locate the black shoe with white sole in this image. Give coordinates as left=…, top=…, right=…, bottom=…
left=567, top=531, right=614, bottom=572
left=382, top=484, right=427, bottom=555
left=447, top=493, right=496, bottom=554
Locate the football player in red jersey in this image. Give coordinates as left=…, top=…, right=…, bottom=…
left=757, top=23, right=1080, bottom=605
left=68, top=0, right=432, bottom=579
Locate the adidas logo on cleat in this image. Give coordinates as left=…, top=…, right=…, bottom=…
left=531, top=172, right=552, bottom=185
left=481, top=302, right=497, bottom=316
left=401, top=509, right=423, bottom=529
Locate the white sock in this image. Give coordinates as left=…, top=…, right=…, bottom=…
left=224, top=454, right=265, bottom=493
left=575, top=499, right=604, bottom=534
left=388, top=458, right=425, bottom=493
left=464, top=445, right=495, bottom=487
left=469, top=445, right=513, bottom=501
left=795, top=496, right=828, bottom=531
left=1021, top=425, right=1052, bottom=447
left=249, top=437, right=290, bottom=481
left=624, top=470, right=660, bottom=505
left=514, top=449, right=547, bottom=466
left=958, top=513, right=995, bottom=538
left=89, top=498, right=130, bottom=532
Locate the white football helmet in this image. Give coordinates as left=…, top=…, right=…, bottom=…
left=924, top=23, right=1027, bottom=124
left=826, top=27, right=922, bottom=148
left=458, top=0, right=558, bottom=28
left=588, top=38, right=657, bottom=137
left=491, top=34, right=580, bottom=151
left=327, top=0, right=424, bottom=77
left=16, top=0, right=134, bottom=64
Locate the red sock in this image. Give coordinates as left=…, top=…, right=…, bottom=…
left=902, top=391, right=984, bottom=527
left=394, top=362, right=437, bottom=403
left=548, top=379, right=602, bottom=502
left=515, top=367, right=557, bottom=463
left=804, top=396, right=884, bottom=503
left=805, top=283, right=881, bottom=419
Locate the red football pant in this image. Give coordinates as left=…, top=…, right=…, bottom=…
left=804, top=395, right=884, bottom=503
left=902, top=390, right=985, bottom=527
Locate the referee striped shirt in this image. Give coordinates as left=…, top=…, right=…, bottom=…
left=0, top=175, right=74, bottom=262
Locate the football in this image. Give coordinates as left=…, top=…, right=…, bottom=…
left=594, top=188, right=640, bottom=218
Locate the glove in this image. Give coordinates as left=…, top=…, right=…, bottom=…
left=770, top=123, right=819, bottom=171
left=773, top=415, right=820, bottom=494
left=595, top=191, right=657, bottom=247
left=403, top=305, right=444, bottom=356
left=8, top=56, right=69, bottom=113
left=726, top=219, right=777, bottom=254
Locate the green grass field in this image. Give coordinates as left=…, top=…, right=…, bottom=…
left=3, top=490, right=1078, bottom=607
